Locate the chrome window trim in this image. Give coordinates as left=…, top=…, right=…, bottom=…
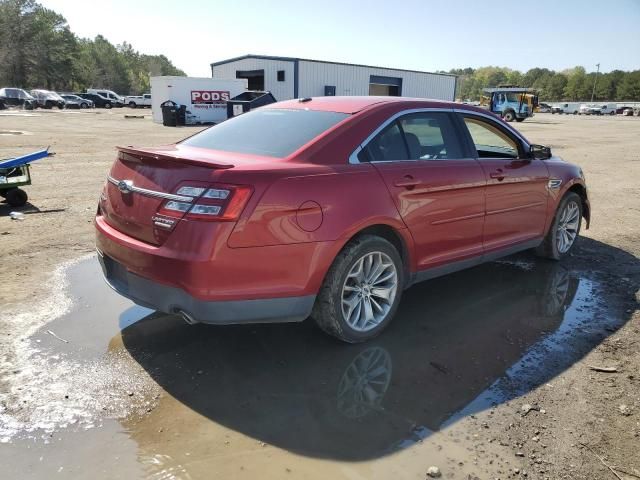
left=106, top=175, right=193, bottom=202
left=348, top=107, right=530, bottom=164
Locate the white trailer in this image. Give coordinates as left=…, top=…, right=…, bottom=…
left=150, top=76, right=247, bottom=124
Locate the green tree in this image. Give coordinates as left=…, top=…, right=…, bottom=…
left=0, top=0, right=185, bottom=93
left=547, top=73, right=568, bottom=100
left=616, top=71, right=640, bottom=100
left=563, top=67, right=590, bottom=100
left=0, top=0, right=39, bottom=86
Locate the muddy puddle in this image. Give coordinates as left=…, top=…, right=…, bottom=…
left=0, top=255, right=631, bottom=479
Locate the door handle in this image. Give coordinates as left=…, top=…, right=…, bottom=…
left=489, top=169, right=505, bottom=181
left=394, top=175, right=420, bottom=188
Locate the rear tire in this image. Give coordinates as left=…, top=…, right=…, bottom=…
left=5, top=188, right=28, bottom=207
left=105, top=102, right=112, bottom=109
left=536, top=192, right=582, bottom=260
left=515, top=117, right=525, bottom=122
left=312, top=235, right=403, bottom=343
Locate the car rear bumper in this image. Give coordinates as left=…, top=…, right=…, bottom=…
left=98, top=250, right=316, bottom=324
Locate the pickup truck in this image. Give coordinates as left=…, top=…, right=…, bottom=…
left=579, top=104, right=602, bottom=115
left=124, top=94, right=151, bottom=108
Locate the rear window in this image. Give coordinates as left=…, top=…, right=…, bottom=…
left=182, top=109, right=349, bottom=158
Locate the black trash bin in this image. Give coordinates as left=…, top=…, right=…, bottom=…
left=160, top=100, right=178, bottom=127
left=226, top=91, right=277, bottom=118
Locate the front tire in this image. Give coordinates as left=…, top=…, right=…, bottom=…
left=129, top=102, right=136, bottom=108
left=536, top=192, right=582, bottom=260
left=312, top=235, right=403, bottom=343
left=503, top=110, right=515, bottom=122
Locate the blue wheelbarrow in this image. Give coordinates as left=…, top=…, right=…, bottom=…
left=0, top=148, right=54, bottom=207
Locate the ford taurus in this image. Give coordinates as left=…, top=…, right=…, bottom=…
left=95, top=97, right=590, bottom=342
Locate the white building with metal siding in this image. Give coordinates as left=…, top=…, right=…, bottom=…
left=211, top=55, right=456, bottom=102
left=212, top=57, right=295, bottom=102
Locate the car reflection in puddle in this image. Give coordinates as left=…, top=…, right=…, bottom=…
left=119, top=257, right=621, bottom=461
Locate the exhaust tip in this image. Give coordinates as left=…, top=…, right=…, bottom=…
left=176, top=309, right=198, bottom=325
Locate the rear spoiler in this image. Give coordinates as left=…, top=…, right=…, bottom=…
left=117, top=146, right=235, bottom=169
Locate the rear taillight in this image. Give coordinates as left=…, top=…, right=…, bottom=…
left=158, top=183, right=252, bottom=222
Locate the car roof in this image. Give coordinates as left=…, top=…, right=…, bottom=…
left=266, top=96, right=480, bottom=115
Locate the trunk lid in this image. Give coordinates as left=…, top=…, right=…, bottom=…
left=101, top=145, right=235, bottom=245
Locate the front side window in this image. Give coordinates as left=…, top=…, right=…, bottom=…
left=463, top=116, right=520, bottom=159
left=182, top=108, right=349, bottom=158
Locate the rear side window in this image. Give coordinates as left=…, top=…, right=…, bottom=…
left=366, top=123, right=408, bottom=161
left=361, top=112, right=463, bottom=162
left=182, top=109, right=349, bottom=158
left=398, top=113, right=462, bottom=160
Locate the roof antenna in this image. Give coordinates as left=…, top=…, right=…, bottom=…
left=298, top=97, right=312, bottom=103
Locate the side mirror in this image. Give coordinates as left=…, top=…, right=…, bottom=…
left=530, top=144, right=552, bottom=160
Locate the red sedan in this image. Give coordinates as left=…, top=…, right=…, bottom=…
left=95, top=96, right=590, bottom=342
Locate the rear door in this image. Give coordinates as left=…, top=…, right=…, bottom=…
left=362, top=111, right=486, bottom=271
left=458, top=113, right=549, bottom=252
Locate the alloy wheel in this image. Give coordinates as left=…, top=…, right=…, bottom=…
left=556, top=200, right=580, bottom=253
left=341, top=251, right=398, bottom=332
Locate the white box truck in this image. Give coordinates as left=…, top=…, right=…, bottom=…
left=150, top=76, right=247, bottom=125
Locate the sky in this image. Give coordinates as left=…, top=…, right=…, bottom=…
left=41, top=0, right=640, bottom=77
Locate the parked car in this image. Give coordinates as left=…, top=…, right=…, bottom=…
left=30, top=89, right=66, bottom=109
left=622, top=108, right=635, bottom=116
left=86, top=88, right=125, bottom=105
left=537, top=102, right=552, bottom=113
left=77, top=92, right=121, bottom=109
left=599, top=103, right=617, bottom=115
left=60, top=94, right=93, bottom=109
left=579, top=104, right=602, bottom=115
left=125, top=93, right=151, bottom=108
left=0, top=87, right=36, bottom=109
left=95, top=97, right=590, bottom=343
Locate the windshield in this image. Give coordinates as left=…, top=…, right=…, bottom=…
left=182, top=109, right=350, bottom=158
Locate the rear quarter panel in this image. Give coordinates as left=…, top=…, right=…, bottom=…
left=227, top=163, right=408, bottom=248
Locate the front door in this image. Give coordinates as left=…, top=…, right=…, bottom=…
left=459, top=114, right=549, bottom=253
left=362, top=111, right=486, bottom=271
